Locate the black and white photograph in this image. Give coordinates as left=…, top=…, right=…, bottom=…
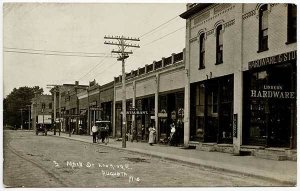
left=2, top=1, right=297, bottom=189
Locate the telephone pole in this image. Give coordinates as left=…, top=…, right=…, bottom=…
left=104, top=35, right=140, bottom=148
left=19, top=108, right=24, bottom=130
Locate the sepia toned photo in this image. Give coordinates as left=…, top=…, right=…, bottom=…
left=3, top=2, right=297, bottom=188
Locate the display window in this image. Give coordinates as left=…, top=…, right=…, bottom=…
left=190, top=75, right=233, bottom=143
left=243, top=62, right=296, bottom=148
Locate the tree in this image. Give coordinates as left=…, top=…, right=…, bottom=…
left=3, top=86, right=43, bottom=128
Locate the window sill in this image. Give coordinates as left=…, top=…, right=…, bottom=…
left=286, top=41, right=296, bottom=45
left=198, top=66, right=205, bottom=70
left=257, top=48, right=269, bottom=53
left=215, top=62, right=223, bottom=65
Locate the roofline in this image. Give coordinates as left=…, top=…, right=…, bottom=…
left=180, top=3, right=213, bottom=19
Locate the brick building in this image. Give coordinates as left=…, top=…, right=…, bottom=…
left=31, top=94, right=53, bottom=131
left=180, top=3, right=296, bottom=158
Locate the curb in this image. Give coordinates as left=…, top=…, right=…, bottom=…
left=49, top=134, right=296, bottom=186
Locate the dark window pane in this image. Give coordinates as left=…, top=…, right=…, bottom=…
left=288, top=4, right=297, bottom=43
left=259, top=5, right=269, bottom=51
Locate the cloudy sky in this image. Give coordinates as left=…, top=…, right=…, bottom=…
left=3, top=2, right=186, bottom=97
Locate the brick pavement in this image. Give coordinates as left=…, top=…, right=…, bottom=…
left=50, top=132, right=297, bottom=185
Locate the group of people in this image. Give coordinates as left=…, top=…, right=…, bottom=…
left=91, top=123, right=109, bottom=143
left=91, top=120, right=183, bottom=146
left=169, top=120, right=184, bottom=146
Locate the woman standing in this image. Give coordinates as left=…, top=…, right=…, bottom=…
left=148, top=125, right=156, bottom=146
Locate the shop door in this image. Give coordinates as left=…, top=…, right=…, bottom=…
left=204, top=81, right=218, bottom=142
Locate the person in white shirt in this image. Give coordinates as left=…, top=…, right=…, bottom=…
left=92, top=123, right=98, bottom=143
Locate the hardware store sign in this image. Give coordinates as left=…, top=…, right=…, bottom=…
left=248, top=51, right=296, bottom=70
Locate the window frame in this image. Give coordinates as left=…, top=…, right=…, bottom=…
left=199, top=33, right=206, bottom=69
left=215, top=25, right=223, bottom=65
left=258, top=4, right=269, bottom=52
left=286, top=4, right=297, bottom=44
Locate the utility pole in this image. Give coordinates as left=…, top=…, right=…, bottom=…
left=47, top=85, right=62, bottom=136
left=19, top=109, right=23, bottom=130
left=104, top=35, right=140, bottom=148
left=26, top=105, right=31, bottom=130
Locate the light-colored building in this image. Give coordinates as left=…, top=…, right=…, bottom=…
left=113, top=51, right=186, bottom=142
left=180, top=3, right=296, bottom=159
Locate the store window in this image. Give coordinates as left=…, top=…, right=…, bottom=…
left=199, top=33, right=205, bottom=69
left=243, top=63, right=296, bottom=147
left=258, top=4, right=269, bottom=52
left=190, top=75, right=233, bottom=143
left=287, top=4, right=297, bottom=44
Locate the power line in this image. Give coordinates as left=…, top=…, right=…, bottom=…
left=142, top=26, right=185, bottom=47
left=90, top=60, right=119, bottom=80
left=4, top=50, right=116, bottom=58
left=4, top=47, right=110, bottom=55
left=78, top=56, right=110, bottom=81
left=139, top=15, right=179, bottom=39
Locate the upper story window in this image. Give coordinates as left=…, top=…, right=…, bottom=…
left=216, top=25, right=223, bottom=64
left=287, top=4, right=297, bottom=44
left=199, top=33, right=205, bottom=69
left=258, top=5, right=269, bottom=52
left=49, top=103, right=52, bottom=109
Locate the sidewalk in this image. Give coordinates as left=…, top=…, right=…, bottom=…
left=50, top=132, right=297, bottom=185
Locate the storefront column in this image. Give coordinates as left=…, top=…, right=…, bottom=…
left=112, top=81, right=116, bottom=138
left=233, top=4, right=243, bottom=154
left=155, top=74, right=159, bottom=142
left=183, top=47, right=190, bottom=146
left=132, top=81, right=136, bottom=135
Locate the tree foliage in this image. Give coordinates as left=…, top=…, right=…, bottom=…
left=3, top=86, right=43, bottom=128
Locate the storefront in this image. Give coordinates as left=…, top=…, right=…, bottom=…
left=79, top=109, right=87, bottom=134
left=158, top=91, right=184, bottom=143
left=135, top=96, right=155, bottom=141
left=190, top=75, right=233, bottom=144
left=243, top=51, right=296, bottom=148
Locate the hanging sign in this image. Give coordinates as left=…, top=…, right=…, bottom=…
left=248, top=50, right=296, bottom=70
left=158, top=109, right=168, bottom=118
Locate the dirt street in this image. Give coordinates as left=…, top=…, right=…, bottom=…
left=4, top=130, right=282, bottom=187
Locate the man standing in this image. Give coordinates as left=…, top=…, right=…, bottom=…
left=92, top=123, right=98, bottom=143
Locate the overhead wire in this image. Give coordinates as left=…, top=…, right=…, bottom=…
left=4, top=50, right=116, bottom=58
left=138, top=15, right=179, bottom=39
left=4, top=47, right=112, bottom=55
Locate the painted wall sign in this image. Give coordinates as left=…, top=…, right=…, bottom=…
left=248, top=50, right=296, bottom=69
left=250, top=85, right=295, bottom=99
left=233, top=114, right=237, bottom=138
left=126, top=108, right=149, bottom=115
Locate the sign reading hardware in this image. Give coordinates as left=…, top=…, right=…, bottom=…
left=250, top=85, right=295, bottom=99
left=248, top=51, right=296, bottom=69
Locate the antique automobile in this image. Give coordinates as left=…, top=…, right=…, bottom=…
left=36, top=124, right=47, bottom=136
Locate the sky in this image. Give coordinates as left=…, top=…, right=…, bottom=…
left=3, top=2, right=186, bottom=97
